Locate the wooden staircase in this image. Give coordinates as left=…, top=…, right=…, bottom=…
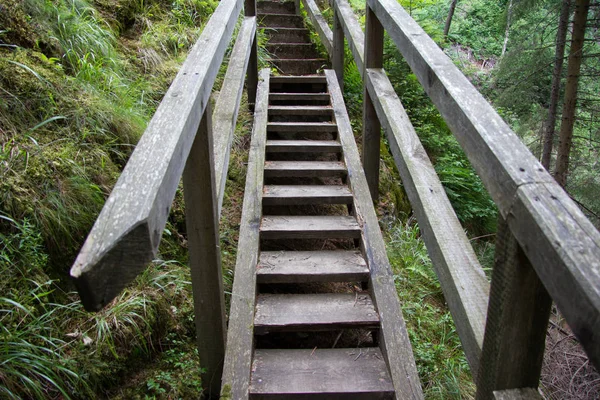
left=221, top=69, right=423, bottom=399
left=258, top=0, right=329, bottom=74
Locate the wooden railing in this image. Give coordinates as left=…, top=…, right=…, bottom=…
left=304, top=0, right=600, bottom=399
left=68, top=0, right=258, bottom=396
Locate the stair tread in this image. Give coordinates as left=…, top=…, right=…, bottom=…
left=265, top=140, right=342, bottom=152
left=268, top=105, right=333, bottom=115
left=250, top=348, right=394, bottom=397
left=257, top=250, right=368, bottom=283
left=263, top=184, right=352, bottom=204
left=270, top=93, right=329, bottom=99
left=264, top=160, right=346, bottom=177
left=260, top=215, right=360, bottom=239
left=267, top=122, right=337, bottom=132
left=254, top=293, right=379, bottom=331
left=270, top=75, right=327, bottom=83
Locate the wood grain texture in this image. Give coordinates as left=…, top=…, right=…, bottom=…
left=263, top=185, right=353, bottom=205
left=326, top=70, right=424, bottom=399
left=493, top=388, right=541, bottom=400
left=254, top=293, right=380, bottom=333
left=213, top=16, right=256, bottom=217
left=70, top=0, right=242, bottom=311
left=476, top=220, right=551, bottom=400
left=365, top=68, right=489, bottom=374
left=332, top=7, right=344, bottom=88
left=249, top=348, right=395, bottom=399
left=366, top=0, right=600, bottom=371
left=269, top=93, right=330, bottom=102
left=257, top=250, right=368, bottom=283
left=301, top=0, right=334, bottom=55
left=260, top=215, right=361, bottom=239
left=333, top=0, right=365, bottom=74
left=268, top=105, right=333, bottom=116
left=267, top=122, right=338, bottom=132
left=270, top=75, right=327, bottom=84
left=220, top=69, right=270, bottom=400
left=182, top=102, right=226, bottom=398
left=265, top=140, right=342, bottom=153
left=264, top=161, right=347, bottom=177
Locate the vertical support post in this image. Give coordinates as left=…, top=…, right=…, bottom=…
left=333, top=5, right=344, bottom=90
left=476, top=218, right=552, bottom=400
left=246, top=0, right=258, bottom=110
left=362, top=5, right=383, bottom=202
left=295, top=0, right=301, bottom=16
left=183, top=102, right=226, bottom=399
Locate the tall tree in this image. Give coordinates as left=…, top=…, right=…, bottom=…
left=444, top=0, right=458, bottom=37
left=501, top=0, right=514, bottom=56
left=541, top=0, right=572, bottom=170
left=555, top=0, right=591, bottom=187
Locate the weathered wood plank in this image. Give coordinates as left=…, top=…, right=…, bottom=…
left=301, top=0, right=334, bottom=55
left=264, top=161, right=347, bottom=177
left=267, top=122, right=338, bottom=132
left=249, top=348, right=395, bottom=399
left=270, top=75, right=327, bottom=84
left=260, top=215, right=361, bottom=239
left=245, top=0, right=258, bottom=108
left=265, top=140, right=342, bottom=153
left=367, top=0, right=600, bottom=370
left=254, top=293, right=380, bottom=333
left=70, top=0, right=242, bottom=311
left=263, top=185, right=352, bottom=205
left=220, top=69, right=270, bottom=400
left=268, top=105, right=333, bottom=116
left=476, top=219, right=551, bottom=400
left=257, top=250, right=368, bottom=283
left=333, top=0, right=365, bottom=74
left=493, top=388, right=542, bottom=400
left=326, top=70, right=423, bottom=398
left=365, top=68, right=489, bottom=373
left=362, top=5, right=384, bottom=203
left=213, top=16, right=256, bottom=217
left=182, top=103, right=226, bottom=398
left=269, top=93, right=330, bottom=103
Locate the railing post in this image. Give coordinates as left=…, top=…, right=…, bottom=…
left=476, top=218, right=552, bottom=400
left=333, top=4, right=344, bottom=90
left=362, top=5, right=383, bottom=202
left=182, top=101, right=226, bottom=399
left=246, top=0, right=259, bottom=110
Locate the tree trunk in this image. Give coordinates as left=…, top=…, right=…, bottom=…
left=501, top=0, right=514, bottom=56
left=555, top=0, right=590, bottom=188
left=444, top=0, right=458, bottom=37
left=541, top=0, right=571, bottom=170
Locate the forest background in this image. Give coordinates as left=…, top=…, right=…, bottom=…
left=0, top=0, right=599, bottom=398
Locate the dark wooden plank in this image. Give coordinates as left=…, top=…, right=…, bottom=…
left=270, top=75, right=327, bottom=84
left=264, top=161, right=347, bottom=177
left=332, top=7, right=345, bottom=88
left=267, top=122, right=338, bottom=132
left=182, top=102, right=225, bottom=398
left=301, top=0, right=333, bottom=54
left=493, top=388, right=541, bottom=400
left=220, top=69, right=270, bottom=400
left=250, top=348, right=394, bottom=399
left=362, top=5, right=384, bottom=203
left=70, top=0, right=242, bottom=311
left=260, top=215, right=361, bottom=239
left=213, top=16, right=257, bottom=216
left=365, top=68, right=489, bottom=373
left=257, top=250, right=368, bottom=283
left=265, top=140, right=342, bottom=153
left=263, top=185, right=352, bottom=205
left=476, top=219, right=551, bottom=400
left=269, top=93, right=330, bottom=102
left=268, top=105, right=333, bottom=116
left=254, top=293, right=380, bottom=333
left=245, top=0, right=258, bottom=108
left=326, top=70, right=424, bottom=399
left=333, top=0, right=365, bottom=74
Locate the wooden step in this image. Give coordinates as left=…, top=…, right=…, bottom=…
left=269, top=74, right=328, bottom=93
left=269, top=93, right=330, bottom=106
left=270, top=75, right=328, bottom=85
left=268, top=105, right=332, bottom=116
left=265, top=140, right=342, bottom=153
left=257, top=1, right=296, bottom=14
left=254, top=293, right=379, bottom=333
left=259, top=13, right=304, bottom=28
left=270, top=58, right=328, bottom=75
left=264, top=160, right=346, bottom=177
left=260, top=215, right=360, bottom=239
left=267, top=122, right=337, bottom=133
left=257, top=250, right=368, bottom=283
left=263, top=184, right=352, bottom=204
left=249, top=348, right=395, bottom=399
left=265, top=27, right=310, bottom=43
left=267, top=43, right=321, bottom=59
